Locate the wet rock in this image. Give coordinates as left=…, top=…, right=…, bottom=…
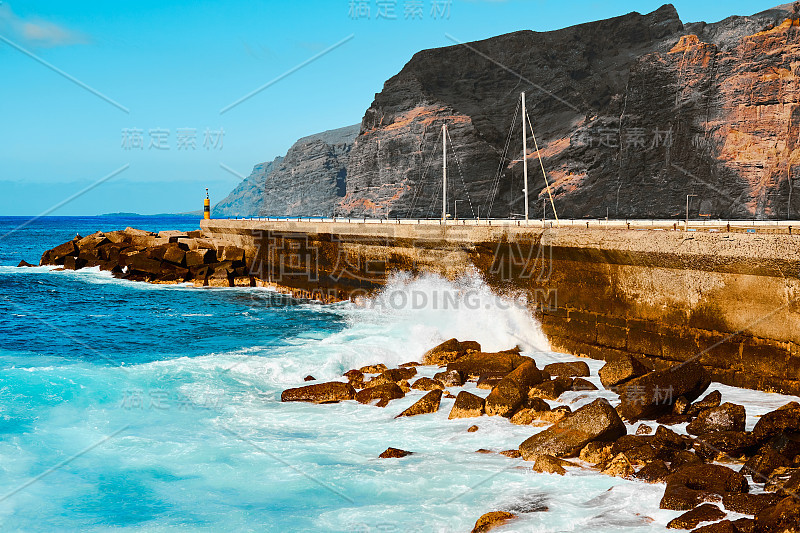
left=637, top=424, right=654, bottom=435
left=599, top=354, right=651, bottom=389
left=660, top=464, right=749, bottom=511
left=654, top=425, right=690, bottom=450
left=601, top=453, right=635, bottom=478
left=579, top=442, right=613, bottom=464
left=765, top=467, right=800, bottom=494
left=396, top=389, right=442, bottom=418
left=669, top=450, right=704, bottom=471
left=572, top=378, right=598, bottom=391
left=344, top=369, right=365, bottom=381
left=17, top=260, right=34, bottom=267
left=433, top=370, right=463, bottom=387
left=399, top=361, right=421, bottom=368
left=467, top=425, right=479, bottom=432
left=673, top=396, right=692, bottom=415
left=528, top=377, right=573, bottom=400
left=618, top=362, right=711, bottom=421
left=657, top=414, right=695, bottom=426
left=742, top=448, right=792, bottom=478
left=397, top=379, right=411, bottom=393
left=722, top=493, right=783, bottom=516
left=423, top=339, right=467, bottom=366
left=355, top=383, right=405, bottom=407
left=485, top=361, right=547, bottom=417
left=690, top=519, right=737, bottom=533
left=499, top=449, right=521, bottom=458
left=510, top=408, right=545, bottom=425
left=667, top=504, right=726, bottom=529
left=382, top=367, right=417, bottom=382
left=752, top=403, right=800, bottom=444
left=687, top=403, right=746, bottom=435
left=411, top=377, right=444, bottom=391
left=281, top=381, right=356, bottom=403
left=449, top=391, right=485, bottom=419
left=476, top=372, right=506, bottom=390
left=532, top=455, right=569, bottom=475
left=687, top=390, right=722, bottom=416
left=694, top=431, right=755, bottom=461
left=303, top=375, right=316, bottom=382
left=471, top=511, right=517, bottom=533
left=730, top=518, right=756, bottom=533
left=443, top=392, right=455, bottom=399
left=379, top=447, right=412, bottom=458
left=543, top=361, right=590, bottom=378
left=447, top=351, right=519, bottom=379
left=359, top=363, right=388, bottom=374
left=754, top=496, right=800, bottom=533
left=519, top=399, right=626, bottom=460
left=635, top=460, right=671, bottom=483
left=525, top=397, right=551, bottom=412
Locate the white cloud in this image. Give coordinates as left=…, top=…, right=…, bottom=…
left=0, top=3, right=88, bottom=47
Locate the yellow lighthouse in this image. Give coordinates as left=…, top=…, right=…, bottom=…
left=203, top=188, right=211, bottom=220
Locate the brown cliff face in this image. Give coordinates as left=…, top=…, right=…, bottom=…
left=334, top=3, right=800, bottom=220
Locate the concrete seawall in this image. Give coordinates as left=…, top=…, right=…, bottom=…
left=201, top=219, right=800, bottom=395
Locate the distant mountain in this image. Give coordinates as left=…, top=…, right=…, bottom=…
left=213, top=157, right=283, bottom=217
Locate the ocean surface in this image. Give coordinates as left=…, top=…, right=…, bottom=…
left=0, top=215, right=795, bottom=532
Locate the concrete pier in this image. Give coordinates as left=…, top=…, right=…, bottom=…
left=201, top=218, right=800, bottom=395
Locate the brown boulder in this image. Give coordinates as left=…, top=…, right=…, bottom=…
left=742, top=448, right=792, bottom=478
left=448, top=391, right=485, bottom=419
left=303, top=375, right=315, bottom=381
left=660, top=463, right=749, bottom=511
left=433, top=370, right=463, bottom=387
left=765, top=467, right=800, bottom=494
left=687, top=403, right=746, bottom=436
left=396, top=389, right=442, bottom=418
left=599, top=354, right=651, bottom=389
left=447, top=351, right=519, bottom=379
left=528, top=377, right=572, bottom=400
left=356, top=383, right=405, bottom=407
left=722, top=493, right=783, bottom=515
left=467, top=425, right=479, bottom=432
left=281, top=382, right=355, bottom=403
left=422, top=338, right=480, bottom=365
left=544, top=361, right=590, bottom=378
left=519, top=398, right=626, bottom=460
left=411, top=377, right=444, bottom=391
left=754, top=496, right=800, bottom=533
left=485, top=361, right=547, bottom=417
left=752, top=403, right=800, bottom=444
left=476, top=372, right=506, bottom=390
left=359, top=363, right=388, bottom=374
left=532, top=454, right=569, bottom=475
left=17, top=260, right=35, bottom=267
left=601, top=452, right=635, bottom=478
left=635, top=460, right=671, bottom=483
left=690, top=521, right=737, bottom=533
left=618, top=362, right=711, bottom=421
left=378, top=447, right=413, bottom=458
left=687, top=390, right=722, bottom=416
left=572, top=378, right=598, bottom=391
left=667, top=504, right=726, bottom=530
left=471, top=511, right=516, bottom=533
left=579, top=441, right=613, bottom=464
left=694, top=431, right=756, bottom=461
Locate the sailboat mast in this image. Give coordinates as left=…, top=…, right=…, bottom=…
left=442, top=123, right=447, bottom=222
left=522, top=92, right=529, bottom=222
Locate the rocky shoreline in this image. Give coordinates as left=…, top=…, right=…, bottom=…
left=282, top=340, right=800, bottom=533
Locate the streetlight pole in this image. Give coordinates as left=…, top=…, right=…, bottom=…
left=686, top=194, right=697, bottom=230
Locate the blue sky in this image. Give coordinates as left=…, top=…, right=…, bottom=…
left=0, top=0, right=784, bottom=215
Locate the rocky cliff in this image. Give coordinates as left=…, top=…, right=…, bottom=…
left=214, top=157, right=282, bottom=217
left=225, top=3, right=800, bottom=220
left=214, top=124, right=359, bottom=217
left=338, top=2, right=800, bottom=219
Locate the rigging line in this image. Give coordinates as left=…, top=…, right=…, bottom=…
left=406, top=125, right=442, bottom=218
left=487, top=99, right=520, bottom=217
left=525, top=109, right=559, bottom=225
left=445, top=126, right=476, bottom=218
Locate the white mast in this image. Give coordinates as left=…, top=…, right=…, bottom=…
left=442, top=123, right=447, bottom=222
left=522, top=92, right=529, bottom=222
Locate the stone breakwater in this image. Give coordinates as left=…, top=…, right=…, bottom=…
left=37, top=227, right=255, bottom=287
left=283, top=339, right=800, bottom=533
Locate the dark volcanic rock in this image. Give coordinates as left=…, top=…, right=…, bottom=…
left=667, top=503, right=726, bottom=530
left=687, top=403, right=746, bottom=435
left=519, top=398, right=626, bottom=460
left=617, top=362, right=711, bottom=421
left=281, top=382, right=356, bottom=403
left=722, top=493, right=783, bottom=516
left=754, top=496, right=800, bottom=533
left=661, top=463, right=749, bottom=511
